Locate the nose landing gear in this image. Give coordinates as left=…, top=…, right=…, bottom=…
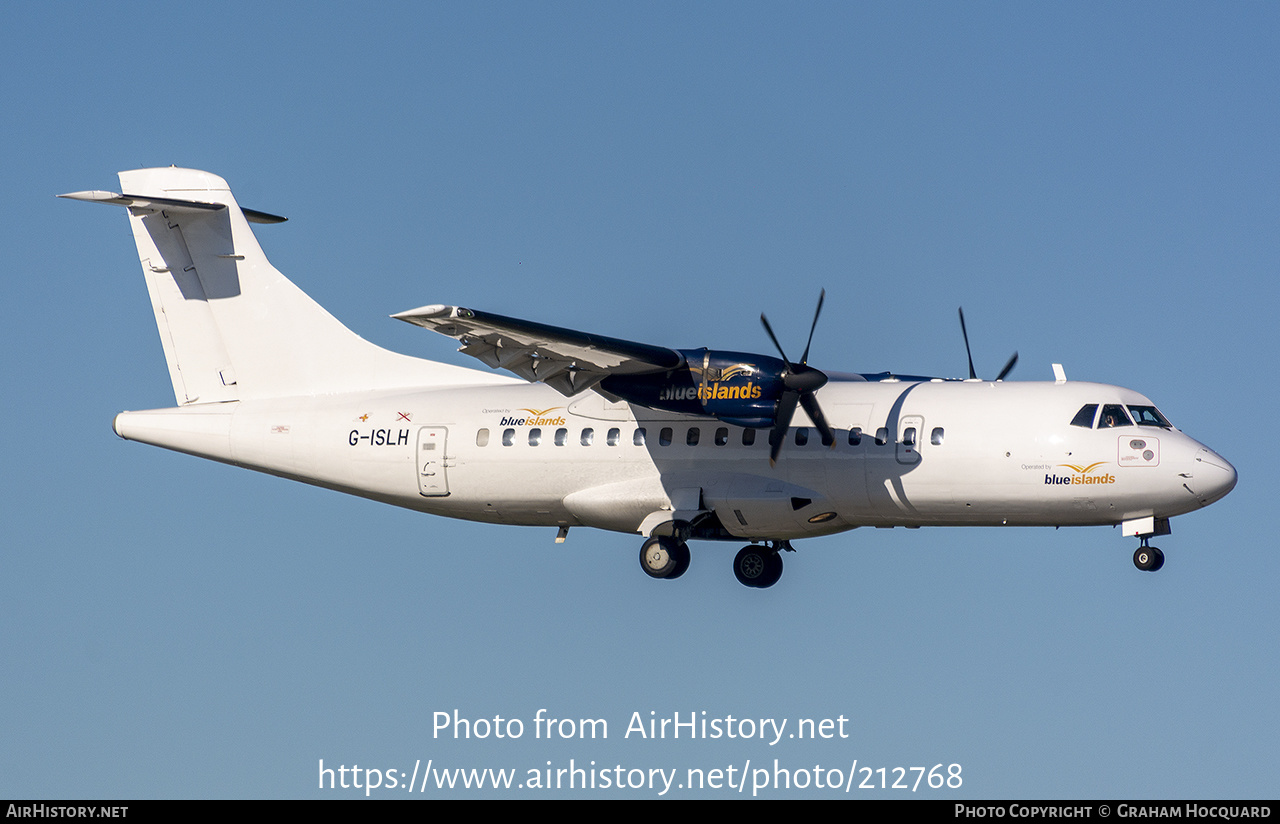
left=1133, top=538, right=1165, bottom=572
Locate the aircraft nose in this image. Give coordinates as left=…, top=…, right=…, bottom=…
left=1193, top=448, right=1237, bottom=506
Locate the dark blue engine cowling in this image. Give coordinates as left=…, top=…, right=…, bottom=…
left=599, top=349, right=787, bottom=427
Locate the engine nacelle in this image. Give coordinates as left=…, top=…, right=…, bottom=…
left=600, top=348, right=786, bottom=427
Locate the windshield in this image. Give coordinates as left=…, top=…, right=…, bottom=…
left=1127, top=405, right=1172, bottom=429
left=1097, top=404, right=1132, bottom=429
left=1070, top=402, right=1173, bottom=430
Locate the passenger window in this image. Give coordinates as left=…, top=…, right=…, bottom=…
left=581, top=428, right=595, bottom=446
left=1070, top=404, right=1098, bottom=428
left=849, top=427, right=862, bottom=446
left=742, top=429, right=756, bottom=446
left=476, top=428, right=490, bottom=447
left=1098, top=405, right=1132, bottom=429
left=875, top=427, right=888, bottom=446
left=528, top=428, right=542, bottom=446
left=931, top=427, right=945, bottom=446
left=686, top=427, right=700, bottom=446
left=659, top=427, right=673, bottom=446
left=607, top=428, right=620, bottom=446
left=555, top=428, right=568, bottom=446
left=903, top=426, right=916, bottom=447
left=633, top=428, right=647, bottom=446
left=715, top=427, right=729, bottom=446
left=502, top=428, right=515, bottom=446
left=795, top=427, right=809, bottom=446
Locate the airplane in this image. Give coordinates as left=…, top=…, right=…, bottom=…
left=61, top=167, right=1237, bottom=588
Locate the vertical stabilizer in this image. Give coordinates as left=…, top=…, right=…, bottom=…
left=63, top=168, right=504, bottom=404
left=120, top=169, right=242, bottom=404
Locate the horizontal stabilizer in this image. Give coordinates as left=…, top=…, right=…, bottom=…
left=58, top=189, right=287, bottom=224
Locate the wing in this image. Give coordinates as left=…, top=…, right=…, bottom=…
left=393, top=304, right=685, bottom=396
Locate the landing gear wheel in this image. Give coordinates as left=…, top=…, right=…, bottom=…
left=1133, top=546, right=1165, bottom=572
left=734, top=546, right=783, bottom=588
left=640, top=537, right=688, bottom=579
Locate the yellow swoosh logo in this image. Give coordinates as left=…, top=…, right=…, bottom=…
left=1058, top=462, right=1107, bottom=474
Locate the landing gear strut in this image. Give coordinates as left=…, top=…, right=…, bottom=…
left=1133, top=538, right=1165, bottom=572
left=639, top=536, right=690, bottom=580
left=733, top=543, right=787, bottom=588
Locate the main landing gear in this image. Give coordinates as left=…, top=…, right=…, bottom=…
left=639, top=536, right=691, bottom=580
left=1133, top=538, right=1165, bottom=572
left=733, top=542, right=789, bottom=589
left=637, top=538, right=791, bottom=588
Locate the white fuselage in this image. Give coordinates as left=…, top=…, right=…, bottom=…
left=112, top=375, right=1237, bottom=542
left=65, top=166, right=1237, bottom=584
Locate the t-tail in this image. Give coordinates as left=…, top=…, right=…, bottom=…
left=61, top=167, right=493, bottom=405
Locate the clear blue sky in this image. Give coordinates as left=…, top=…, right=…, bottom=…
left=3, top=3, right=1276, bottom=798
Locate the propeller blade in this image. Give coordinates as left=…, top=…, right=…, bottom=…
left=799, top=288, right=825, bottom=365
left=799, top=392, right=836, bottom=448
left=995, top=351, right=1019, bottom=382
left=769, top=391, right=800, bottom=466
left=958, top=307, right=977, bottom=380
left=760, top=313, right=793, bottom=368
left=762, top=290, right=830, bottom=465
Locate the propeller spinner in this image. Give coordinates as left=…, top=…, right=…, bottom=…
left=761, top=290, right=836, bottom=465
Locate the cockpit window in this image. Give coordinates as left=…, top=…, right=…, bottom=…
left=1097, top=404, right=1133, bottom=429
left=1127, top=405, right=1172, bottom=428
left=1070, top=404, right=1098, bottom=428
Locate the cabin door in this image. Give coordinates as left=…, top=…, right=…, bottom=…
left=417, top=427, right=450, bottom=497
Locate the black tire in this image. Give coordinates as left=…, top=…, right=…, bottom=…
left=734, top=546, right=779, bottom=588
left=1134, top=546, right=1164, bottom=572
left=640, top=537, right=678, bottom=579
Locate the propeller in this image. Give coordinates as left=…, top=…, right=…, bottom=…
left=761, top=290, right=835, bottom=465
left=958, top=307, right=1018, bottom=382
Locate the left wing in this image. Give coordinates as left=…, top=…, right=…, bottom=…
left=393, top=304, right=685, bottom=396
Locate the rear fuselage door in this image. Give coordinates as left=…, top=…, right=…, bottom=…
left=417, top=427, right=450, bottom=497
